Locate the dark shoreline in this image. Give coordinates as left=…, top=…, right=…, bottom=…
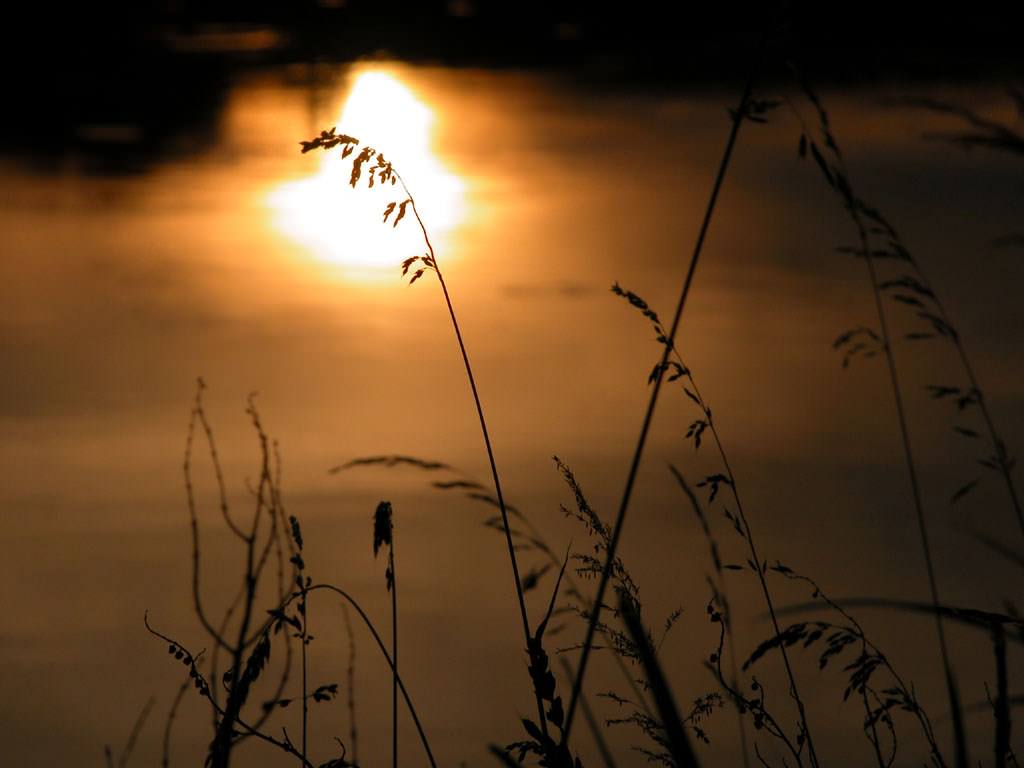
left=4, top=2, right=1020, bottom=170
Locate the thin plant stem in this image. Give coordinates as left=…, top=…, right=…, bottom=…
left=344, top=454, right=660, bottom=727
left=900, top=260, right=1024, bottom=540
left=397, top=172, right=551, bottom=739
left=208, top=399, right=275, bottom=768
left=162, top=676, right=190, bottom=768
left=508, top=461, right=660, bottom=723
left=858, top=218, right=966, bottom=768
left=299, top=134, right=551, bottom=738
left=116, top=697, right=156, bottom=768
left=708, top=616, right=804, bottom=764
left=702, top=392, right=818, bottom=766
left=557, top=657, right=619, bottom=768
left=342, top=603, right=359, bottom=765
left=861, top=688, right=890, bottom=768
left=789, top=80, right=966, bottom=766
left=782, top=76, right=966, bottom=765
left=301, top=583, right=309, bottom=765
left=308, top=583, right=437, bottom=768
left=954, top=340, right=1024, bottom=538
left=775, top=568, right=946, bottom=767
left=901, top=100, right=1024, bottom=536
left=619, top=595, right=701, bottom=768
left=390, top=541, right=398, bottom=768
left=727, top=623, right=752, bottom=768
left=669, top=465, right=751, bottom=768
left=145, top=617, right=316, bottom=768
left=150, top=579, right=437, bottom=768
left=561, top=69, right=757, bottom=748
left=184, top=384, right=233, bottom=650
left=993, top=625, right=1010, bottom=768
left=637, top=298, right=819, bottom=762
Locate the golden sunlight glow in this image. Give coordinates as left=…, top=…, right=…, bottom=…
left=268, top=69, right=465, bottom=277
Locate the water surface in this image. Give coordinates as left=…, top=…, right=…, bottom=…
left=2, top=63, right=1022, bottom=766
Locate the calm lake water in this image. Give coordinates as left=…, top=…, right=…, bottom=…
left=2, top=62, right=1022, bottom=766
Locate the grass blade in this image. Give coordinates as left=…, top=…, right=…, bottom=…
left=619, top=593, right=700, bottom=768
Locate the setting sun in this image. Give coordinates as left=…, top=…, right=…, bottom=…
left=268, top=69, right=465, bottom=276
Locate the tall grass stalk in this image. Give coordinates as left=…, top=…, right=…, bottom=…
left=297, top=529, right=310, bottom=763
left=390, top=537, right=397, bottom=768
left=373, top=500, right=399, bottom=768
left=672, top=351, right=818, bottom=765
left=400, top=169, right=552, bottom=737
left=858, top=208, right=962, bottom=763
left=300, top=131, right=551, bottom=738
left=611, top=277, right=818, bottom=765
left=560, top=71, right=763, bottom=749
left=341, top=603, right=359, bottom=766
left=791, top=78, right=966, bottom=767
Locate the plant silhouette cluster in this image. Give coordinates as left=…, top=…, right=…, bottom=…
left=132, top=59, right=1024, bottom=768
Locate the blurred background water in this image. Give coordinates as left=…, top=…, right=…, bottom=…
left=2, top=4, right=1023, bottom=766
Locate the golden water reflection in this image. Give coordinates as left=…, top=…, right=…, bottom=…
left=267, top=68, right=465, bottom=280
left=4, top=64, right=1023, bottom=767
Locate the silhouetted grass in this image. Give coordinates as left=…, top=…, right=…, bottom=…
left=302, top=128, right=554, bottom=744
left=372, top=500, right=398, bottom=768
left=558, top=68, right=769, bottom=760
left=670, top=465, right=750, bottom=768
left=898, top=93, right=1024, bottom=535
left=134, top=64, right=1024, bottom=768
left=611, top=279, right=819, bottom=767
left=784, top=69, right=1024, bottom=768
left=105, top=697, right=155, bottom=768
left=619, top=593, right=701, bottom=768
left=341, top=602, right=359, bottom=766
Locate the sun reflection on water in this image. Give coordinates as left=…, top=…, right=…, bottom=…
left=268, top=68, right=465, bottom=279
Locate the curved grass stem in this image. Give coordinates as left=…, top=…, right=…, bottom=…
left=298, top=133, right=549, bottom=735
left=307, top=583, right=436, bottom=768
left=399, top=176, right=551, bottom=739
